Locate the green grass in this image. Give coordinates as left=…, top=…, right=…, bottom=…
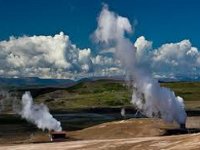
left=33, top=80, right=200, bottom=110
left=35, top=80, right=132, bottom=110
left=161, top=82, right=200, bottom=101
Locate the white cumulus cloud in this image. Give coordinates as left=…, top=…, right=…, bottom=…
left=0, top=32, right=93, bottom=79
left=134, top=37, right=200, bottom=78
left=0, top=28, right=200, bottom=79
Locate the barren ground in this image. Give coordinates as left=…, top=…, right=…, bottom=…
left=1, top=117, right=200, bottom=150
left=1, top=134, right=200, bottom=150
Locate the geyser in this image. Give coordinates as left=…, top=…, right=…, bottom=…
left=94, top=5, right=187, bottom=126
left=20, top=91, right=62, bottom=131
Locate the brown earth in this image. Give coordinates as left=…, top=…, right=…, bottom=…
left=67, top=118, right=178, bottom=140
left=1, top=118, right=200, bottom=150
left=1, top=133, right=200, bottom=150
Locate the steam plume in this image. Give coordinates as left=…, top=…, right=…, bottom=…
left=0, top=90, right=20, bottom=113
left=20, top=91, right=62, bottom=131
left=0, top=90, right=10, bottom=112
left=94, top=5, right=187, bottom=125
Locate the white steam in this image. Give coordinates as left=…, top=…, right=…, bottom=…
left=94, top=5, right=187, bottom=124
left=20, top=91, right=62, bottom=131
left=0, top=90, right=12, bottom=112
left=0, top=90, right=20, bottom=113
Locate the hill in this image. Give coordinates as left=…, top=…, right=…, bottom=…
left=32, top=80, right=200, bottom=110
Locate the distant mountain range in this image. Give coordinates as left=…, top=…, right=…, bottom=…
left=0, top=77, right=76, bottom=89
left=0, top=75, right=200, bottom=89
left=157, top=75, right=200, bottom=82
left=0, top=76, right=127, bottom=88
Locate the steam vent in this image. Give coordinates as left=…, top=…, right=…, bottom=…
left=50, top=131, right=66, bottom=142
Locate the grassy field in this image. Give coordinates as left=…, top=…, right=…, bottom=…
left=28, top=80, right=200, bottom=110
left=34, top=80, right=132, bottom=110
left=161, top=82, right=200, bottom=109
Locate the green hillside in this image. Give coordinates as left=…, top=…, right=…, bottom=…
left=35, top=80, right=132, bottom=110
left=32, top=80, right=200, bottom=110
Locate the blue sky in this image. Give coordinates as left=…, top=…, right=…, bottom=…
left=0, top=0, right=200, bottom=79
left=1, top=0, right=200, bottom=49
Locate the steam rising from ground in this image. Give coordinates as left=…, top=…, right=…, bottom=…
left=0, top=90, right=11, bottom=112
left=0, top=90, right=20, bottom=113
left=0, top=90, right=61, bottom=131
left=21, top=92, right=62, bottom=131
left=94, top=5, right=187, bottom=124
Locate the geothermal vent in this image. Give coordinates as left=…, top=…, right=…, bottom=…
left=50, top=131, right=66, bottom=142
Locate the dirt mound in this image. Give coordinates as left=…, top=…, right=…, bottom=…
left=67, top=118, right=178, bottom=140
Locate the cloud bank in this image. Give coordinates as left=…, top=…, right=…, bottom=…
left=0, top=21, right=200, bottom=79
left=0, top=32, right=123, bottom=79
left=0, top=32, right=93, bottom=79
left=134, top=36, right=200, bottom=78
